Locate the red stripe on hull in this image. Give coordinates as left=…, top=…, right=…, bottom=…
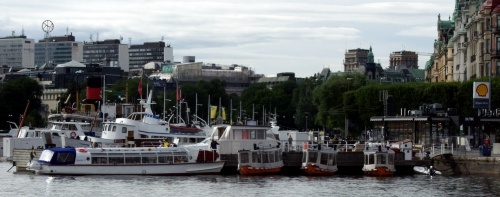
left=363, top=167, right=394, bottom=176
left=239, top=166, right=282, bottom=176
left=303, top=164, right=336, bottom=176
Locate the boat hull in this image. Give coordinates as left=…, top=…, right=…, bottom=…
left=238, top=165, right=282, bottom=175
left=302, top=164, right=336, bottom=176
left=363, top=167, right=395, bottom=176
left=33, top=161, right=225, bottom=175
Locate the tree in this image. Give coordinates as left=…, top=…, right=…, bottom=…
left=0, top=77, right=44, bottom=128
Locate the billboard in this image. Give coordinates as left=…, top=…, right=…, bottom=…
left=473, top=82, right=490, bottom=109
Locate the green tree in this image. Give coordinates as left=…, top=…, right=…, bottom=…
left=0, top=77, right=44, bottom=128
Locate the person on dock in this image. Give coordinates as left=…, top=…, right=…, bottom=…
left=288, top=134, right=293, bottom=151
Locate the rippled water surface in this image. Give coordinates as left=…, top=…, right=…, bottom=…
left=1, top=162, right=499, bottom=197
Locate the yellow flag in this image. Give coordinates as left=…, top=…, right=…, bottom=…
left=222, top=107, right=226, bottom=120
left=210, top=106, right=217, bottom=119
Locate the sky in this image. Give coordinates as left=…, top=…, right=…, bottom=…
left=1, top=0, right=456, bottom=77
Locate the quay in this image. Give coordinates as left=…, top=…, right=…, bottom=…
left=220, top=151, right=430, bottom=175
left=8, top=145, right=500, bottom=176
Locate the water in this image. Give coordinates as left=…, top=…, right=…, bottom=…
left=1, top=162, right=499, bottom=197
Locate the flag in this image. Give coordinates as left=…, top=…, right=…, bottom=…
left=210, top=106, right=217, bottom=119
left=222, top=107, right=226, bottom=121
left=176, top=87, right=182, bottom=101
left=138, top=78, right=143, bottom=98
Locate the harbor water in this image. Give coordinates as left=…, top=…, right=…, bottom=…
left=1, top=162, right=499, bottom=197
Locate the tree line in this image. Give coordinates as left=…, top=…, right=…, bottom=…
left=1, top=74, right=498, bottom=138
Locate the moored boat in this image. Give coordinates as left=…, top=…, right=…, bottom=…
left=301, top=145, right=338, bottom=176
left=27, top=146, right=224, bottom=175
left=362, top=143, right=396, bottom=176
left=237, top=146, right=283, bottom=175
left=413, top=165, right=441, bottom=175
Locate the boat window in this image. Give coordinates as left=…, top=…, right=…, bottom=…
left=377, top=154, right=386, bottom=164
left=174, top=155, right=188, bottom=163
left=275, top=150, right=280, bottom=162
left=308, top=152, right=318, bottom=163
left=112, top=126, right=117, bottom=132
left=108, top=153, right=125, bottom=165
left=122, top=127, right=127, bottom=133
left=125, top=153, right=141, bottom=164
left=278, top=150, right=282, bottom=161
left=39, top=150, right=55, bottom=162
left=388, top=154, right=394, bottom=165
left=320, top=153, right=328, bottom=165
left=69, top=124, right=77, bottom=130
left=91, top=153, right=108, bottom=164
left=256, top=130, right=265, bottom=139
left=252, top=152, right=260, bottom=163
left=369, top=154, right=374, bottom=164
left=239, top=152, right=249, bottom=164
left=142, top=153, right=157, bottom=164
left=327, top=154, right=335, bottom=166
left=269, top=152, right=275, bottom=163
left=262, top=152, right=269, bottom=163
left=62, top=124, right=69, bottom=130
left=242, top=130, right=248, bottom=139
left=157, top=153, right=174, bottom=164
left=56, top=152, right=75, bottom=163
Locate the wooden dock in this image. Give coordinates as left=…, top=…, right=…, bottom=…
left=11, top=149, right=42, bottom=172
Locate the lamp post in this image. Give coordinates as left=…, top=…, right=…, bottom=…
left=345, top=78, right=353, bottom=138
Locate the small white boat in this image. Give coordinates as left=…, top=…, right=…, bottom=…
left=27, top=147, right=224, bottom=175
left=301, top=145, right=338, bottom=176
left=237, top=146, right=283, bottom=175
left=413, top=166, right=441, bottom=175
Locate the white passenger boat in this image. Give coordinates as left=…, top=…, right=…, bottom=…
left=92, top=90, right=211, bottom=147
left=2, top=121, right=93, bottom=160
left=27, top=147, right=224, bottom=175
left=301, top=145, right=338, bottom=176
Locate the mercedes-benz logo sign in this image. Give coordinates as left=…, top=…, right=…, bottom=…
left=42, top=20, right=54, bottom=33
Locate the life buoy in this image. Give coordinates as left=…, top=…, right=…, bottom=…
left=70, top=131, right=77, bottom=138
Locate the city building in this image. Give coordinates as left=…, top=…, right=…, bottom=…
left=34, top=33, right=83, bottom=67
left=129, top=41, right=170, bottom=69
left=83, top=39, right=129, bottom=72
left=389, top=51, right=418, bottom=70
left=426, top=0, right=500, bottom=82
left=0, top=34, right=35, bottom=68
left=343, top=48, right=368, bottom=72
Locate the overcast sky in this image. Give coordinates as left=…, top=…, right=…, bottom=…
left=1, top=0, right=455, bottom=77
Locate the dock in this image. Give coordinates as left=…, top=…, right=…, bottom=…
left=220, top=151, right=431, bottom=175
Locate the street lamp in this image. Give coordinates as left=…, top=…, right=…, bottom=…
left=345, top=77, right=353, bottom=138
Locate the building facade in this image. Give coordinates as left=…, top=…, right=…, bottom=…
left=129, top=41, right=166, bottom=69
left=83, top=39, right=129, bottom=72
left=427, top=0, right=500, bottom=82
left=343, top=48, right=369, bottom=72
left=35, top=34, right=83, bottom=66
left=0, top=35, right=35, bottom=68
left=389, top=51, right=418, bottom=69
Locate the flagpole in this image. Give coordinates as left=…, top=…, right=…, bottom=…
left=208, top=95, right=211, bottom=126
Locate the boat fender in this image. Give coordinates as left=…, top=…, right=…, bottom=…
left=70, top=131, right=77, bottom=138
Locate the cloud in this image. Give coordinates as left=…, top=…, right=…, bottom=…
left=0, top=0, right=455, bottom=77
